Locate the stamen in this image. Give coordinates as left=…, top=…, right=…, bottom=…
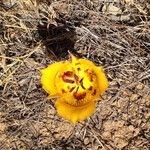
left=63, top=78, right=75, bottom=83
left=79, top=78, right=86, bottom=89
left=69, top=87, right=75, bottom=92
left=76, top=86, right=79, bottom=92
left=81, top=81, right=85, bottom=89
left=74, top=74, right=79, bottom=81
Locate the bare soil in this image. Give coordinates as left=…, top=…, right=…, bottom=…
left=0, top=0, right=150, bottom=150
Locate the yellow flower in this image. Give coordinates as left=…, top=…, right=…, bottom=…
left=40, top=54, right=108, bottom=124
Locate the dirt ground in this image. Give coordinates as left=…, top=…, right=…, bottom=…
left=0, top=0, right=150, bottom=150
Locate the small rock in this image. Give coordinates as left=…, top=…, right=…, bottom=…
left=84, top=137, right=90, bottom=145
left=114, top=137, right=128, bottom=149
left=136, top=83, right=143, bottom=90
left=130, top=94, right=139, bottom=101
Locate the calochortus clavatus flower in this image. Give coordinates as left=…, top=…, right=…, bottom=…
left=40, top=54, right=108, bottom=124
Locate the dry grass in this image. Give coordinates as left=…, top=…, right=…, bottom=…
left=0, top=0, right=150, bottom=150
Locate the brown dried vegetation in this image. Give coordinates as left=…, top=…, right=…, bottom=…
left=0, top=0, right=150, bottom=150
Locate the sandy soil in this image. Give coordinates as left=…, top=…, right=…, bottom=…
left=0, top=0, right=149, bottom=150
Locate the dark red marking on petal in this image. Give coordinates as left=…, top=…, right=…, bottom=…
left=74, top=74, right=79, bottom=81
left=64, top=71, right=73, bottom=77
left=85, top=70, right=95, bottom=82
left=87, top=73, right=94, bottom=82
left=73, top=92, right=86, bottom=100
left=92, top=89, right=97, bottom=96
left=88, top=86, right=93, bottom=91
left=62, top=72, right=75, bottom=83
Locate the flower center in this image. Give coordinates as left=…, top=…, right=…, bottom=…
left=56, top=65, right=98, bottom=104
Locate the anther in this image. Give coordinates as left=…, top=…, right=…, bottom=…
left=74, top=74, right=79, bottom=81
left=63, top=78, right=75, bottom=83
left=69, top=87, right=75, bottom=92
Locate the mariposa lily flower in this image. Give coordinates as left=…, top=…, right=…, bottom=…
left=40, top=54, right=108, bottom=124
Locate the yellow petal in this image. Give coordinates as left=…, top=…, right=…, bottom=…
left=40, top=62, right=64, bottom=95
left=69, top=54, right=94, bottom=68
left=70, top=53, right=77, bottom=63
left=55, top=98, right=96, bottom=124
left=94, top=67, right=108, bottom=93
left=47, top=94, right=59, bottom=99
left=78, top=58, right=95, bottom=67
